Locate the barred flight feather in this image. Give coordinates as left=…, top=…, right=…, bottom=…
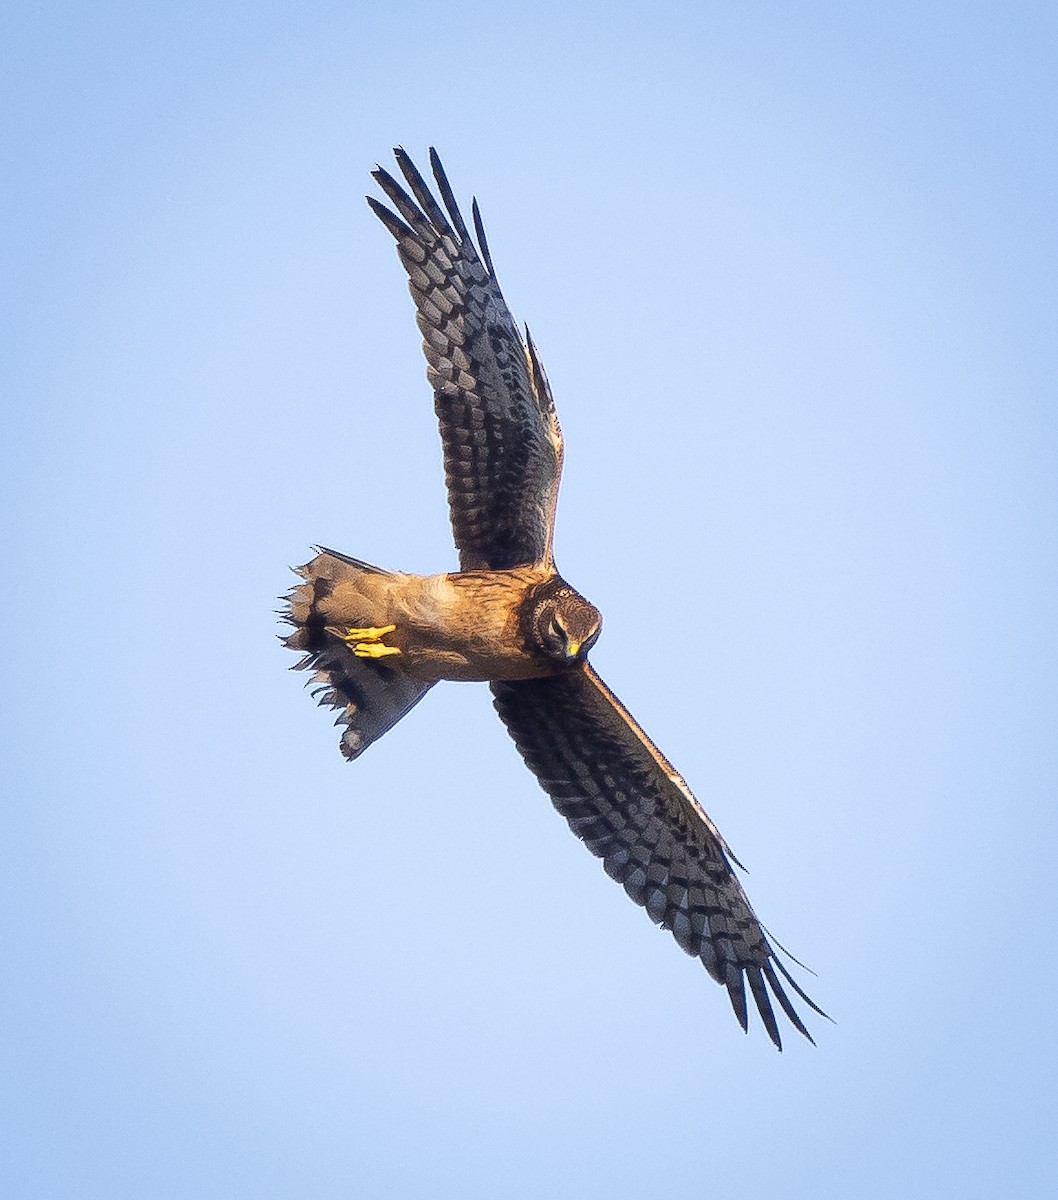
left=491, top=663, right=826, bottom=1049
left=368, top=148, right=563, bottom=572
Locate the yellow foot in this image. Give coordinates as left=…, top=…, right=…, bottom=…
left=352, top=641, right=401, bottom=659
left=343, top=624, right=396, bottom=643
left=343, top=622, right=401, bottom=659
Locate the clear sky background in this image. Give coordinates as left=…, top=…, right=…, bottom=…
left=3, top=3, right=1056, bottom=1197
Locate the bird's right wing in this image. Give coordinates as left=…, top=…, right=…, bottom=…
left=491, top=663, right=826, bottom=1049
left=369, top=148, right=563, bottom=571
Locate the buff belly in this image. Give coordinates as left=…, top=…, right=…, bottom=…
left=285, top=550, right=556, bottom=684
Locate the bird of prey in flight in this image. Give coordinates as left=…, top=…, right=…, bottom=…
left=283, top=148, right=825, bottom=1048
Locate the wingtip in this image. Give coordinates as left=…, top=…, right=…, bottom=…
left=470, top=195, right=495, bottom=275
left=727, top=971, right=749, bottom=1033
left=366, top=194, right=414, bottom=241
left=747, top=965, right=783, bottom=1049
left=772, top=956, right=832, bottom=1022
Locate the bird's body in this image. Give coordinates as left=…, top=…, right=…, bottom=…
left=286, top=551, right=597, bottom=683
left=282, top=148, right=825, bottom=1048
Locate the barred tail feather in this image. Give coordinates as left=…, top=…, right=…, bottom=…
left=281, top=550, right=433, bottom=759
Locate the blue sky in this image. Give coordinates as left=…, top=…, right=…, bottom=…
left=3, top=2, right=1056, bottom=1196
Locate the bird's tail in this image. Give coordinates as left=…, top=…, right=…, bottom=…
left=281, top=548, right=433, bottom=759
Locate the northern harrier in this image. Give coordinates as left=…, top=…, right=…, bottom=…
left=283, top=148, right=825, bottom=1048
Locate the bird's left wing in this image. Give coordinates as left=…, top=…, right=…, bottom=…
left=491, top=664, right=825, bottom=1048
left=368, top=148, right=563, bottom=572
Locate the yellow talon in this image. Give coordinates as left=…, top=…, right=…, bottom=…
left=352, top=641, right=401, bottom=659
left=343, top=624, right=396, bottom=642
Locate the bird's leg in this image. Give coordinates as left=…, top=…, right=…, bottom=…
left=343, top=625, right=397, bottom=642
left=352, top=642, right=401, bottom=659
left=343, top=623, right=401, bottom=659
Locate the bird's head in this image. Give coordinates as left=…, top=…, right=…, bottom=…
left=526, top=578, right=603, bottom=664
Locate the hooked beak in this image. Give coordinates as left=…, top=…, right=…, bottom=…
left=565, top=639, right=581, bottom=659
